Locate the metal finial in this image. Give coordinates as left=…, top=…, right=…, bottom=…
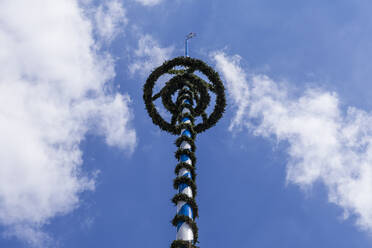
left=185, top=33, right=196, bottom=57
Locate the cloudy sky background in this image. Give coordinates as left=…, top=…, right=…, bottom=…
left=2, top=0, right=372, bottom=247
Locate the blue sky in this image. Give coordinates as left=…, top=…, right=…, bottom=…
left=1, top=0, right=372, bottom=247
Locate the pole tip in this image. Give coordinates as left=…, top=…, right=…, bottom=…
left=186, top=32, right=196, bottom=40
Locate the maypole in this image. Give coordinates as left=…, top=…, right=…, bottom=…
left=143, top=34, right=226, bottom=248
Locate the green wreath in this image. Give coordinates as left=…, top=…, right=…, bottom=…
left=143, top=56, right=226, bottom=135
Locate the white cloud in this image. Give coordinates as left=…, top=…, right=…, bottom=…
left=94, top=0, right=128, bottom=43
left=214, top=51, right=372, bottom=232
left=212, top=52, right=250, bottom=130
left=4, top=225, right=53, bottom=248
left=129, top=34, right=174, bottom=76
left=0, top=0, right=136, bottom=246
left=134, top=0, right=163, bottom=7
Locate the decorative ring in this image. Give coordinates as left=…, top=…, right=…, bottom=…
left=143, top=56, right=226, bottom=134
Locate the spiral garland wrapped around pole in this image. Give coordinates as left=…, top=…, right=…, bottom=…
left=143, top=56, right=226, bottom=248
left=173, top=86, right=197, bottom=245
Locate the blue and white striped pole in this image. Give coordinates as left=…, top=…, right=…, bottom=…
left=176, top=91, right=194, bottom=241
left=143, top=40, right=226, bottom=248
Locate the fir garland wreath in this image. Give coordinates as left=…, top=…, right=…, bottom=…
left=143, top=56, right=226, bottom=247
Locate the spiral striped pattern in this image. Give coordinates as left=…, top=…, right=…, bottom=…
left=177, top=114, right=194, bottom=240
left=172, top=87, right=198, bottom=248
